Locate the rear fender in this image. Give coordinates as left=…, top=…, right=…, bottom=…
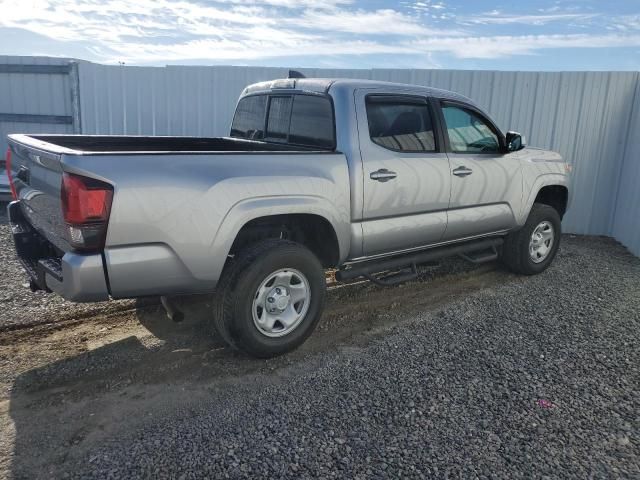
left=208, top=195, right=350, bottom=280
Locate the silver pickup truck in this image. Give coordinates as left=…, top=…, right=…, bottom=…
left=6, top=78, right=570, bottom=357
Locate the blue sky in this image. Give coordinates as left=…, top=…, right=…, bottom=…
left=1, top=0, right=639, bottom=70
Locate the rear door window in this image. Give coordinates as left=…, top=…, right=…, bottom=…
left=366, top=96, right=436, bottom=152
left=289, top=95, right=335, bottom=149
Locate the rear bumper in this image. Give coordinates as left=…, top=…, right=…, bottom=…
left=7, top=201, right=110, bottom=302
left=46, top=253, right=110, bottom=302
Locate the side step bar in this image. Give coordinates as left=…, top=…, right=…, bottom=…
left=336, top=237, right=503, bottom=284
left=363, top=263, right=418, bottom=287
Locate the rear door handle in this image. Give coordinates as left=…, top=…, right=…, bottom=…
left=370, top=169, right=397, bottom=182
left=453, top=166, right=473, bottom=177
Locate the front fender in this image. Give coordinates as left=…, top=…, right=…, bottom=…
left=519, top=172, right=570, bottom=225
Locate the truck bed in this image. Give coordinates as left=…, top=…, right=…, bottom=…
left=15, top=135, right=322, bottom=153
left=6, top=132, right=350, bottom=301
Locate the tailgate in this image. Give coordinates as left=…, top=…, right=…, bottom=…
left=7, top=135, right=70, bottom=252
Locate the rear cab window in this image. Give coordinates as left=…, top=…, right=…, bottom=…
left=230, top=95, right=267, bottom=141
left=231, top=93, right=335, bottom=150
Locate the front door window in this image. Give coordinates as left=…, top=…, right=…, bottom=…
left=442, top=105, right=500, bottom=154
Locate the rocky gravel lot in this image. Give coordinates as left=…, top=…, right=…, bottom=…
left=0, top=203, right=638, bottom=479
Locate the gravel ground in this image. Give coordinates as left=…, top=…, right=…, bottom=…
left=0, top=204, right=135, bottom=330
left=66, top=236, right=639, bottom=479
left=0, top=205, right=638, bottom=478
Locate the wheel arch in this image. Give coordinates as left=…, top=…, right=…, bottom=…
left=534, top=185, right=569, bottom=219
left=209, top=196, right=350, bottom=281
left=519, top=174, right=570, bottom=225
left=229, top=213, right=342, bottom=268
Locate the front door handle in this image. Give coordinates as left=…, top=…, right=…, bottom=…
left=453, top=166, right=473, bottom=177
left=370, top=169, right=397, bottom=182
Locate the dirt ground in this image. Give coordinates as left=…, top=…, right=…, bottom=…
left=0, top=251, right=500, bottom=477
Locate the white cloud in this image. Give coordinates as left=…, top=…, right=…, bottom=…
left=295, top=8, right=460, bottom=36
left=0, top=0, right=454, bottom=43
left=608, top=14, right=640, bottom=32
left=0, top=0, right=639, bottom=65
left=223, top=0, right=353, bottom=7
left=464, top=12, right=597, bottom=26
left=411, top=33, right=640, bottom=59
left=92, top=32, right=640, bottom=64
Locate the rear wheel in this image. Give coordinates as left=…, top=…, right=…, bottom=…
left=501, top=203, right=561, bottom=275
left=212, top=239, right=326, bottom=358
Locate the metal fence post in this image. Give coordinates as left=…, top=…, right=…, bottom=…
left=69, top=61, right=82, bottom=134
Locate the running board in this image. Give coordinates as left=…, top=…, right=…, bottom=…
left=459, top=245, right=499, bottom=264
left=363, top=264, right=418, bottom=287
left=336, top=238, right=503, bottom=284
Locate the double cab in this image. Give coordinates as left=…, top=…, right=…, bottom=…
left=6, top=78, right=570, bottom=357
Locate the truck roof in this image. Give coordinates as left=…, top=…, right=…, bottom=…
left=242, top=78, right=476, bottom=106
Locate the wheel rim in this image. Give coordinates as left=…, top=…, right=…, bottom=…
left=529, top=221, right=555, bottom=263
left=252, top=268, right=311, bottom=338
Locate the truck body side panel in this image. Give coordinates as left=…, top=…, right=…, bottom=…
left=58, top=151, right=351, bottom=296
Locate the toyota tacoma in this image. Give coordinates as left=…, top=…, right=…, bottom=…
left=6, top=78, right=570, bottom=357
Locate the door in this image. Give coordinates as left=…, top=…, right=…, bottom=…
left=438, top=102, right=523, bottom=241
left=356, top=91, right=451, bottom=256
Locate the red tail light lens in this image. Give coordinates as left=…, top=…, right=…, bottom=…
left=5, top=148, right=17, bottom=200
left=61, top=173, right=113, bottom=250
left=62, top=173, right=113, bottom=224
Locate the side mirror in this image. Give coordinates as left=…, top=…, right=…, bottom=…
left=506, top=131, right=526, bottom=152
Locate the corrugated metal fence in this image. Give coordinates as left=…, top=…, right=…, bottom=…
left=2, top=57, right=639, bottom=255
left=0, top=56, right=80, bottom=156
left=611, top=80, right=640, bottom=255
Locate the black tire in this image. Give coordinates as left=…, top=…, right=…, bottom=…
left=212, top=239, right=326, bottom=358
left=501, top=203, right=562, bottom=275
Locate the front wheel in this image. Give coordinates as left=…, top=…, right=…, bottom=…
left=212, top=239, right=326, bottom=358
left=501, top=203, right=562, bottom=275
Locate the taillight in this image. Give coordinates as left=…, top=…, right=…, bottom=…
left=5, top=147, right=17, bottom=200
left=61, top=173, right=113, bottom=250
